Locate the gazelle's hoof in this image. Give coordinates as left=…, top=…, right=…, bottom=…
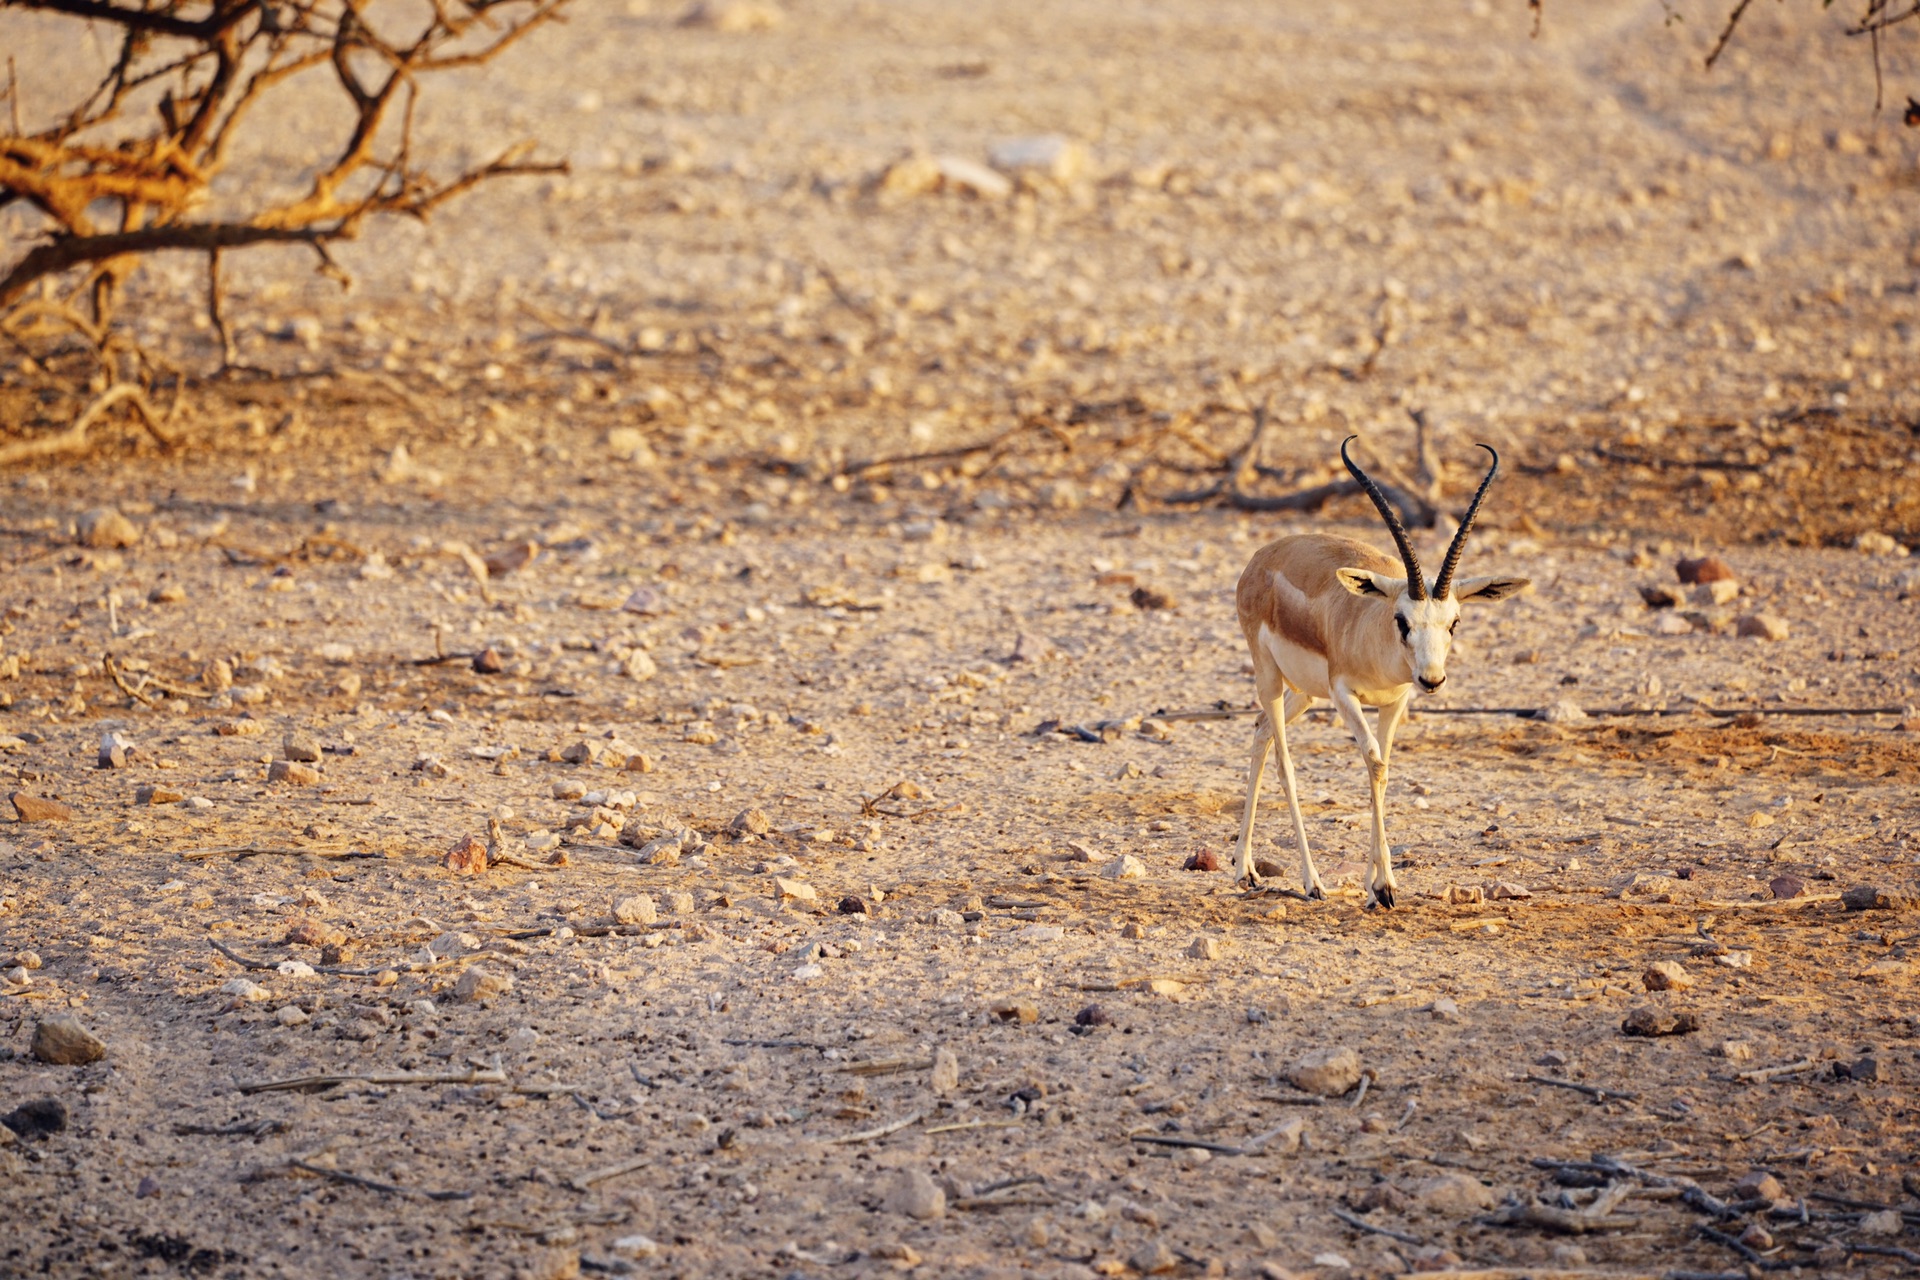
left=1305, top=884, right=1326, bottom=902
left=1369, top=885, right=1396, bottom=910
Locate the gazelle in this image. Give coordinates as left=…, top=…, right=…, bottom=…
left=1230, top=436, right=1529, bottom=908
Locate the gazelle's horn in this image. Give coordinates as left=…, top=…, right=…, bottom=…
left=1340, top=434, right=1426, bottom=600
left=1432, top=443, right=1499, bottom=599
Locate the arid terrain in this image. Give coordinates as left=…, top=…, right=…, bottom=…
left=2, top=2, right=1918, bottom=1279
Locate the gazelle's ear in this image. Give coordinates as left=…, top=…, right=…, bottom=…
left=1453, top=575, right=1531, bottom=603
left=1335, top=568, right=1403, bottom=598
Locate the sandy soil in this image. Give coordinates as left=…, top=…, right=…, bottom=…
left=2, top=2, right=1919, bottom=1278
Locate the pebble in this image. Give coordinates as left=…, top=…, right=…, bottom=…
left=1717, top=1039, right=1754, bottom=1061
left=1734, top=1170, right=1785, bottom=1203
left=1768, top=875, right=1806, bottom=900
left=1842, top=884, right=1912, bottom=912
left=10, top=792, right=73, bottom=822
left=1856, top=1208, right=1903, bottom=1235
left=1311, top=1253, right=1352, bottom=1271
left=275, top=1005, right=309, bottom=1027
left=989, top=134, right=1086, bottom=183
left=610, top=1235, right=660, bottom=1259
left=98, top=731, right=134, bottom=769
left=135, top=785, right=184, bottom=805
left=1692, top=579, right=1740, bottom=606
left=620, top=649, right=657, bottom=681
left=223, top=977, right=271, bottom=1002
left=282, top=730, right=322, bottom=763
left=663, top=891, right=695, bottom=914
left=31, top=1016, right=107, bottom=1065
left=773, top=876, right=816, bottom=902
left=1126, top=1240, right=1177, bottom=1276
left=934, top=155, right=1014, bottom=199
left=620, top=585, right=670, bottom=616
left=1183, top=849, right=1220, bottom=872
left=76, top=507, right=140, bottom=549
left=1651, top=611, right=1695, bottom=635
left=1642, top=960, right=1693, bottom=992
left=1853, top=531, right=1903, bottom=556
left=1287, top=1046, right=1362, bottom=1097
left=1735, top=613, right=1789, bottom=641
left=930, top=1047, right=960, bottom=1095
left=1676, top=555, right=1736, bottom=584
left=267, top=760, right=320, bottom=785
left=442, top=836, right=490, bottom=875
left=882, top=1169, right=946, bottom=1220
left=1016, top=924, right=1064, bottom=943
left=1621, top=1006, right=1698, bottom=1037
left=1100, top=854, right=1147, bottom=880
left=989, top=999, right=1038, bottom=1023
left=1639, top=583, right=1685, bottom=608
left=1489, top=881, right=1532, bottom=900
left=1354, top=1182, right=1411, bottom=1214
left=1186, top=936, right=1220, bottom=960
left=612, top=894, right=658, bottom=925
left=1532, top=698, right=1587, bottom=724
left=453, top=965, right=513, bottom=1003
left=1429, top=997, right=1462, bottom=1022
left=729, top=807, right=772, bottom=835
left=1415, top=1171, right=1496, bottom=1213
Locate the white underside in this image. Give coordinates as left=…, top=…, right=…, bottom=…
left=1258, top=622, right=1330, bottom=699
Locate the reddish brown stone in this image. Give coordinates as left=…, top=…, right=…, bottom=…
left=442, top=835, right=490, bottom=875
left=9, top=792, right=72, bottom=822
left=1676, top=555, right=1736, bottom=584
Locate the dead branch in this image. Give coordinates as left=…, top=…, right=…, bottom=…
left=0, top=381, right=174, bottom=466
left=2, top=0, right=572, bottom=352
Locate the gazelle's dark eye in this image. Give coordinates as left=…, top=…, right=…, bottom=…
left=1395, top=615, right=1411, bottom=642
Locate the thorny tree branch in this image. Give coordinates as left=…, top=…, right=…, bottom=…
left=0, top=0, right=572, bottom=323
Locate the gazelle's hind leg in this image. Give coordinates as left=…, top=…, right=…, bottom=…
left=1229, top=712, right=1273, bottom=888
left=1268, top=687, right=1324, bottom=899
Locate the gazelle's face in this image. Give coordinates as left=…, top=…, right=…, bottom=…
left=1336, top=570, right=1533, bottom=693
left=1393, top=590, right=1462, bottom=691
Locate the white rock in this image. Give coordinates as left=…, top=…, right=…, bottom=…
left=774, top=876, right=817, bottom=901
left=1287, top=1046, right=1362, bottom=1097
left=612, top=894, right=658, bottom=925
left=1100, top=854, right=1147, bottom=880
left=316, top=642, right=356, bottom=665
left=1312, top=1253, right=1352, bottom=1270
left=1854, top=531, right=1902, bottom=556
left=275, top=1004, right=309, bottom=1026
left=222, top=978, right=271, bottom=1002
left=275, top=961, right=316, bottom=977
left=1416, top=1170, right=1497, bottom=1213
left=882, top=1169, right=946, bottom=1220
left=612, top=1234, right=660, bottom=1258
left=1533, top=698, right=1587, bottom=724
left=930, top=1047, right=960, bottom=1095
left=791, top=963, right=824, bottom=981
left=935, top=155, right=1013, bottom=199
left=1015, top=924, right=1064, bottom=943
left=988, top=134, right=1086, bottom=183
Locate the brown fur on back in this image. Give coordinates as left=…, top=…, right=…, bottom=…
left=1237, top=535, right=1399, bottom=658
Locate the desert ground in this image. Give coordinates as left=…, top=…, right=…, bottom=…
left=2, top=2, right=1919, bottom=1278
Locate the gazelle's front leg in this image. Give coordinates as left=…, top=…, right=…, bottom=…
left=1365, top=692, right=1412, bottom=909
left=1329, top=677, right=1395, bottom=909
left=1229, top=711, right=1273, bottom=889
left=1269, top=687, right=1325, bottom=900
